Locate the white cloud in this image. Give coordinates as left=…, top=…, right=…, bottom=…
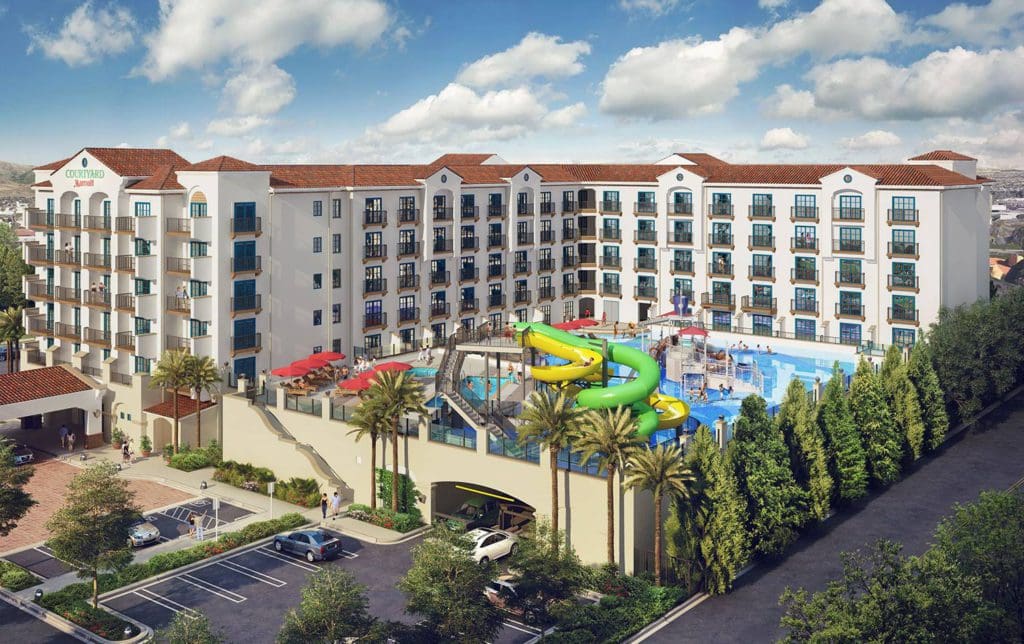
left=206, top=116, right=270, bottom=136
left=222, top=63, right=296, bottom=116
left=759, top=0, right=789, bottom=8
left=542, top=103, right=588, bottom=128
left=923, top=110, right=1024, bottom=168
left=600, top=0, right=907, bottom=119
left=840, top=129, right=901, bottom=149
left=618, top=0, right=682, bottom=16
left=762, top=84, right=821, bottom=119
left=455, top=33, right=591, bottom=89
left=169, top=122, right=191, bottom=139
left=27, top=1, right=136, bottom=66
left=760, top=127, right=808, bottom=150
left=919, top=0, right=1024, bottom=45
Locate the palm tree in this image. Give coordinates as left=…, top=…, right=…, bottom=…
left=348, top=396, right=390, bottom=509
left=362, top=370, right=428, bottom=513
left=574, top=406, right=643, bottom=565
left=0, top=307, right=23, bottom=373
left=623, top=443, right=693, bottom=586
left=517, top=389, right=587, bottom=550
left=150, top=349, right=190, bottom=452
left=183, top=355, right=220, bottom=447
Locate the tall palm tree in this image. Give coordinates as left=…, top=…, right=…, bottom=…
left=363, top=370, right=428, bottom=513
left=150, top=349, right=190, bottom=452
left=348, top=396, right=390, bottom=509
left=183, top=355, right=220, bottom=447
left=0, top=307, right=24, bottom=373
left=574, top=406, right=643, bottom=565
left=517, top=389, right=587, bottom=550
left=623, top=443, right=694, bottom=586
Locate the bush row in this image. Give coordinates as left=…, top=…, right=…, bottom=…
left=212, top=461, right=322, bottom=507
left=348, top=503, right=424, bottom=533
left=0, top=560, right=37, bottom=591
left=167, top=440, right=222, bottom=472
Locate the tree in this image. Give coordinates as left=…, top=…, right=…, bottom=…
left=0, top=241, right=31, bottom=311
left=156, top=612, right=223, bottom=644
left=622, top=442, right=693, bottom=586
left=46, top=462, right=140, bottom=608
left=848, top=358, right=901, bottom=486
left=361, top=370, right=427, bottom=513
left=504, top=519, right=586, bottom=632
left=933, top=491, right=1024, bottom=640
left=150, top=349, right=190, bottom=452
left=906, top=340, right=949, bottom=452
left=517, top=389, right=587, bottom=550
left=775, top=378, right=832, bottom=523
left=0, top=438, right=34, bottom=536
left=668, top=425, right=747, bottom=594
left=880, top=346, right=926, bottom=463
left=348, top=396, right=390, bottom=510
left=815, top=363, right=867, bottom=505
left=573, top=406, right=642, bottom=565
left=278, top=567, right=374, bottom=643
left=183, top=354, right=220, bottom=447
left=0, top=306, right=24, bottom=373
left=728, top=395, right=807, bottom=558
left=398, top=527, right=504, bottom=643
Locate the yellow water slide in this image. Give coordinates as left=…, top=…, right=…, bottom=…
left=520, top=328, right=603, bottom=383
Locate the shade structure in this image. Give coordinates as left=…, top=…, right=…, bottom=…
left=338, top=375, right=372, bottom=391
left=678, top=325, right=709, bottom=337
left=289, top=357, right=325, bottom=371
left=271, top=364, right=310, bottom=377
left=373, top=361, right=413, bottom=373
left=307, top=351, right=345, bottom=365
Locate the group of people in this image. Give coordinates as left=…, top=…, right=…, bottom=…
left=57, top=424, right=76, bottom=452
left=352, top=356, right=376, bottom=375
left=415, top=346, right=437, bottom=364
left=320, top=492, right=343, bottom=519
left=88, top=281, right=106, bottom=293
left=173, top=282, right=192, bottom=300
left=728, top=342, right=774, bottom=355
left=687, top=379, right=734, bottom=403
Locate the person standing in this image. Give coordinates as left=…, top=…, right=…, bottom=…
left=122, top=441, right=131, bottom=465
left=67, top=431, right=75, bottom=452
left=59, top=424, right=69, bottom=450
left=195, top=515, right=205, bottom=541
left=320, top=493, right=329, bottom=520
left=187, top=512, right=196, bottom=539
left=330, top=491, right=342, bottom=518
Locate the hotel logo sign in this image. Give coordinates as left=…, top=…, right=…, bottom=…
left=65, top=167, right=105, bottom=188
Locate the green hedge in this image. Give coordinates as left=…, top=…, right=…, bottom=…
left=168, top=440, right=222, bottom=472
left=0, top=560, right=37, bottom=591
left=213, top=461, right=321, bottom=507
left=376, top=468, right=419, bottom=513
left=348, top=503, right=423, bottom=533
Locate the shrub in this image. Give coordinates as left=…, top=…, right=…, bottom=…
left=139, top=435, right=152, bottom=453
left=347, top=504, right=423, bottom=533
left=213, top=460, right=275, bottom=489
left=111, top=428, right=125, bottom=445
left=0, top=561, right=37, bottom=591
left=376, top=469, right=419, bottom=513
left=168, top=440, right=222, bottom=472
left=275, top=477, right=322, bottom=508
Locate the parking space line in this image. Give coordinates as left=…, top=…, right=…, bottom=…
left=253, top=547, right=320, bottom=571
left=339, top=549, right=359, bottom=559
left=133, top=589, right=200, bottom=617
left=504, top=619, right=540, bottom=635
left=216, top=560, right=287, bottom=587
left=179, top=574, right=246, bottom=603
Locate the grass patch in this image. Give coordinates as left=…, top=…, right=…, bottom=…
left=0, top=560, right=38, bottom=591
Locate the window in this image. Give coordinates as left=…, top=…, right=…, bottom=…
left=133, top=278, right=151, bottom=295
left=838, top=227, right=863, bottom=252
left=46, top=198, right=54, bottom=215
left=794, top=318, right=816, bottom=340
left=134, top=356, right=151, bottom=374
left=102, top=200, right=111, bottom=217
left=673, top=278, right=692, bottom=296
left=892, top=196, right=915, bottom=212
left=838, top=194, right=863, bottom=219
left=312, top=200, right=322, bottom=217
left=313, top=273, right=322, bottom=289
left=134, top=238, right=151, bottom=256
left=839, top=291, right=862, bottom=316
left=189, top=241, right=208, bottom=257
left=794, top=287, right=817, bottom=313
left=365, top=197, right=382, bottom=212
left=134, top=202, right=151, bottom=217
left=840, top=323, right=861, bottom=345
left=892, top=294, right=916, bottom=322
left=332, top=304, right=341, bottom=323
left=134, top=317, right=151, bottom=334
left=332, top=234, right=341, bottom=253
left=332, top=269, right=342, bottom=288
left=891, top=262, right=916, bottom=288
left=794, top=194, right=816, bottom=219
left=73, top=199, right=81, bottom=216
left=189, top=280, right=208, bottom=297
left=312, top=236, right=322, bottom=253
left=313, top=309, right=322, bottom=326
left=332, top=339, right=342, bottom=353
left=190, top=202, right=207, bottom=217
left=752, top=194, right=772, bottom=217
left=190, top=319, right=209, bottom=337
left=752, top=314, right=773, bottom=336
left=839, top=259, right=862, bottom=283
left=332, top=198, right=342, bottom=218
left=892, top=328, right=916, bottom=347
left=711, top=311, right=731, bottom=331
left=891, top=229, right=916, bottom=256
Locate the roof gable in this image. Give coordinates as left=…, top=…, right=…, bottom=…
left=182, top=155, right=262, bottom=172
left=53, top=148, right=190, bottom=177
left=128, top=165, right=185, bottom=191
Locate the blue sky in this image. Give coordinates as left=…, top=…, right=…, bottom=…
left=2, top=0, right=1023, bottom=167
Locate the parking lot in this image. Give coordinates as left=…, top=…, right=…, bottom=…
left=103, top=529, right=539, bottom=643
left=0, top=595, right=78, bottom=644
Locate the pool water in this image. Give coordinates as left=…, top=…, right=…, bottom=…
left=408, top=367, right=438, bottom=378
left=460, top=375, right=515, bottom=406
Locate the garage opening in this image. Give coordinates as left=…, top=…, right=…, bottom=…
left=432, top=481, right=535, bottom=534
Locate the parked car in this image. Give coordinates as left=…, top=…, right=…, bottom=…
left=466, top=527, right=518, bottom=564
left=11, top=444, right=33, bottom=466
left=449, top=496, right=501, bottom=530
left=483, top=578, right=523, bottom=615
left=127, top=517, right=161, bottom=547
left=273, top=529, right=341, bottom=562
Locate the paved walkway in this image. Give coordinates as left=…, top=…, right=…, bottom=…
left=642, top=392, right=1024, bottom=643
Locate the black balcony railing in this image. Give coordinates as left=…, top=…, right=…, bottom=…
left=749, top=205, right=775, bottom=219
left=115, top=331, right=135, bottom=350
left=28, top=282, right=54, bottom=300
left=461, top=206, right=479, bottom=220
left=363, top=312, right=387, bottom=329
left=742, top=295, right=777, bottom=313
left=888, top=307, right=919, bottom=323
left=791, top=268, right=819, bottom=283
left=166, top=257, right=191, bottom=273
left=55, top=250, right=80, bottom=265
left=748, top=235, right=774, bottom=250
left=708, top=262, right=734, bottom=276
left=563, top=256, right=579, bottom=268
left=460, top=298, right=479, bottom=312
left=430, top=302, right=451, bottom=318
left=83, top=215, right=111, bottom=231
left=562, top=228, right=578, bottom=241
left=363, top=209, right=387, bottom=226
left=517, top=202, right=534, bottom=216
left=84, top=328, right=111, bottom=346
left=230, top=217, right=262, bottom=235
left=399, top=307, right=420, bottom=323
left=487, top=234, right=507, bottom=249
left=791, top=206, right=819, bottom=221
left=833, top=239, right=865, bottom=253
left=433, top=206, right=453, bottom=221
left=836, top=302, right=865, bottom=318
left=634, top=285, right=657, bottom=299
left=231, top=255, right=261, bottom=274
left=563, top=282, right=579, bottom=295
left=398, top=273, right=420, bottom=289
left=431, top=270, right=450, bottom=285
left=539, top=230, right=555, bottom=243
left=83, top=252, right=111, bottom=269
left=601, top=283, right=622, bottom=297
left=398, top=207, right=420, bottom=223
left=709, top=203, right=734, bottom=217
left=671, top=230, right=693, bottom=244
left=517, top=232, right=534, bottom=245
left=116, top=255, right=135, bottom=272
left=561, top=201, right=577, bottom=214
left=364, top=244, right=387, bottom=260
left=461, top=236, right=479, bottom=251
left=26, top=246, right=54, bottom=264
left=671, top=202, right=693, bottom=215
left=791, top=299, right=819, bottom=314
left=887, top=209, right=919, bottom=224
left=514, top=260, right=531, bottom=275
left=701, top=293, right=735, bottom=308
left=634, top=257, right=657, bottom=271
left=791, top=236, right=819, bottom=252
left=600, top=227, right=621, bottom=241
left=539, top=286, right=555, bottom=300
left=708, top=233, right=733, bottom=247
left=749, top=265, right=774, bottom=280
left=54, top=322, right=81, bottom=339
left=115, top=216, right=135, bottom=233
left=601, top=200, right=622, bottom=213
left=232, top=333, right=262, bottom=352
left=834, top=207, right=864, bottom=221
left=634, top=229, right=658, bottom=243
left=600, top=255, right=622, bottom=269
left=888, top=273, right=919, bottom=290
left=488, top=204, right=507, bottom=217
left=166, top=218, right=190, bottom=234
left=364, top=278, right=387, bottom=295
left=488, top=264, right=506, bottom=278
left=515, top=290, right=531, bottom=304
left=166, top=296, right=191, bottom=313
left=433, top=238, right=453, bottom=253
left=397, top=241, right=421, bottom=257
left=54, top=286, right=80, bottom=303
left=888, top=242, right=919, bottom=258
left=459, top=267, right=479, bottom=282
left=671, top=260, right=694, bottom=274
left=634, top=201, right=657, bottom=214
left=115, top=293, right=135, bottom=311
left=55, top=214, right=80, bottom=229
left=836, top=271, right=865, bottom=287
left=231, top=295, right=262, bottom=313
left=539, top=257, right=555, bottom=271
left=540, top=202, right=555, bottom=215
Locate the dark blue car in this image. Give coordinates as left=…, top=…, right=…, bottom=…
left=273, top=529, right=341, bottom=562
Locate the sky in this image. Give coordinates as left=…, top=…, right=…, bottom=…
left=1, top=0, right=1023, bottom=168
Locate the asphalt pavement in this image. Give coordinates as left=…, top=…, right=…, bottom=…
left=0, top=595, right=78, bottom=644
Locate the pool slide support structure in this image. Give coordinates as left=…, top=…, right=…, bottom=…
left=514, top=322, right=689, bottom=437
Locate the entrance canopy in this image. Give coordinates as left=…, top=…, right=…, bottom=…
left=0, top=366, right=105, bottom=445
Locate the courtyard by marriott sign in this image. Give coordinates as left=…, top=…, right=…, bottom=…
left=65, top=168, right=105, bottom=187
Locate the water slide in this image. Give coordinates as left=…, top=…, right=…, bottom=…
left=515, top=322, right=689, bottom=438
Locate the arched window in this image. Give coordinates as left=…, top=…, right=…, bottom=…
left=189, top=191, right=208, bottom=218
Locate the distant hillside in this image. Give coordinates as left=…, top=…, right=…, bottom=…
left=0, top=160, right=33, bottom=200
left=981, top=168, right=1024, bottom=200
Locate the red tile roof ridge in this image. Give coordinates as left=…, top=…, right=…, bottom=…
left=128, top=164, right=185, bottom=191
left=144, top=393, right=216, bottom=419
left=908, top=150, right=976, bottom=161
left=182, top=155, right=263, bottom=172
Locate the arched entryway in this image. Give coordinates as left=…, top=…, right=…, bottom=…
left=152, top=418, right=173, bottom=455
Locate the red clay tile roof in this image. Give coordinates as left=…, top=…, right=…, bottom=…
left=79, top=148, right=190, bottom=177
left=0, top=366, right=93, bottom=406
left=15, top=227, right=35, bottom=237
left=183, top=155, right=263, bottom=172
left=428, top=153, right=496, bottom=170
left=909, top=150, right=976, bottom=161
left=145, top=393, right=215, bottom=419
left=675, top=152, right=729, bottom=166
left=691, top=163, right=985, bottom=187
left=128, top=164, right=185, bottom=191
left=31, top=180, right=52, bottom=188
left=34, top=157, right=72, bottom=171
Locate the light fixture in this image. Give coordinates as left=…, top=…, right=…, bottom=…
left=200, top=480, right=208, bottom=490
left=123, top=626, right=133, bottom=638
left=34, top=589, right=43, bottom=600
left=79, top=454, right=87, bottom=461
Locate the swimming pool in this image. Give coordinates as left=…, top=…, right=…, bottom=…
left=408, top=367, right=438, bottom=378
left=460, top=375, right=515, bottom=406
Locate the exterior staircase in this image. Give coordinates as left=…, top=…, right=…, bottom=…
left=435, top=333, right=509, bottom=438
left=251, top=402, right=351, bottom=498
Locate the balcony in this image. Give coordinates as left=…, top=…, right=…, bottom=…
left=363, top=312, right=387, bottom=330
left=600, top=255, right=622, bottom=269
left=166, top=335, right=190, bottom=351
left=487, top=204, right=507, bottom=218
left=790, top=206, right=819, bottom=223
left=231, top=333, right=262, bottom=355
left=701, top=292, right=735, bottom=311
left=363, top=244, right=388, bottom=260
left=487, top=264, right=506, bottom=279
left=670, top=202, right=693, bottom=216
left=115, top=255, right=136, bottom=272
left=461, top=206, right=479, bottom=221
left=83, top=290, right=110, bottom=309
left=708, top=261, right=734, bottom=278
left=398, top=273, right=420, bottom=290
left=540, top=202, right=556, bottom=215
left=166, top=218, right=191, bottom=235
left=836, top=271, right=865, bottom=288
left=790, top=268, right=819, bottom=285
left=600, top=200, right=622, bottom=214
left=459, top=267, right=479, bottom=283
left=54, top=250, right=80, bottom=267
left=833, top=239, right=865, bottom=254
left=55, top=286, right=80, bottom=303
left=461, top=236, right=479, bottom=252
left=833, top=207, right=864, bottom=222
left=55, top=214, right=80, bottom=229
left=888, top=307, right=919, bottom=326
left=791, top=236, right=819, bottom=253
left=28, top=317, right=53, bottom=335
left=115, top=331, right=135, bottom=352
left=487, top=234, right=507, bottom=250
left=634, top=256, right=657, bottom=272
left=115, top=216, right=135, bottom=234
left=115, top=293, right=135, bottom=311
left=538, top=257, right=555, bottom=272
left=82, top=252, right=111, bottom=270
left=363, top=278, right=387, bottom=295
left=27, top=282, right=53, bottom=301
left=634, top=201, right=658, bottom=215
left=517, top=202, right=534, bottom=216
left=539, top=286, right=555, bottom=300
left=562, top=256, right=579, bottom=269
left=166, top=257, right=191, bottom=275
left=835, top=302, right=865, bottom=320
left=708, top=233, right=734, bottom=249
left=561, top=201, right=578, bottom=214
left=579, top=281, right=598, bottom=294
left=431, top=270, right=451, bottom=286
left=167, top=295, right=191, bottom=314
left=231, top=294, right=262, bottom=314
left=748, top=205, right=775, bottom=221
left=887, top=242, right=919, bottom=260
left=433, top=206, right=453, bottom=221
left=517, top=231, right=534, bottom=245
left=741, top=295, right=777, bottom=315
left=563, top=282, right=579, bottom=295
left=230, top=217, right=262, bottom=237
left=791, top=299, right=820, bottom=316
left=26, top=246, right=54, bottom=266
left=669, top=230, right=693, bottom=245
left=748, top=235, right=775, bottom=251
left=748, top=265, right=775, bottom=281
left=84, top=327, right=111, bottom=347
left=887, top=209, right=919, bottom=226
left=888, top=273, right=920, bottom=292
left=430, top=302, right=451, bottom=319
left=562, top=228, right=578, bottom=242
left=27, top=210, right=54, bottom=230
left=433, top=238, right=453, bottom=253
left=398, top=307, right=420, bottom=324
left=83, top=215, right=111, bottom=232
left=670, top=259, right=694, bottom=275
left=674, top=289, right=694, bottom=302
left=515, top=290, right=532, bottom=304
left=363, top=209, right=387, bottom=227
left=708, top=203, right=734, bottom=219
left=539, top=230, right=555, bottom=244
left=231, top=255, right=262, bottom=275
left=601, top=283, right=622, bottom=297
left=460, top=298, right=480, bottom=313
left=514, top=260, right=532, bottom=275
left=397, top=241, right=421, bottom=257
left=579, top=225, right=598, bottom=241
left=634, top=229, right=658, bottom=244
left=398, top=207, right=421, bottom=224
left=54, top=322, right=80, bottom=340
left=634, top=285, right=657, bottom=300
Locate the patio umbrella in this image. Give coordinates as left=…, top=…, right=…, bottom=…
left=373, top=361, right=413, bottom=373
left=306, top=351, right=346, bottom=366
left=338, top=375, right=372, bottom=391
left=678, top=325, right=708, bottom=337
left=552, top=321, right=576, bottom=330
left=289, top=357, right=324, bottom=371
left=575, top=318, right=598, bottom=328
left=271, top=364, right=310, bottom=377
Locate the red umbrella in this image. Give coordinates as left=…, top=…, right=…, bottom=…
left=552, top=321, right=575, bottom=330
left=306, top=351, right=345, bottom=367
left=289, top=357, right=324, bottom=370
left=373, top=361, right=413, bottom=373
left=338, top=376, right=372, bottom=391
left=678, top=325, right=708, bottom=337
left=271, top=364, right=310, bottom=377
left=575, top=318, right=598, bottom=328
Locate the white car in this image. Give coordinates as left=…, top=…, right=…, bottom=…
left=466, top=528, right=518, bottom=565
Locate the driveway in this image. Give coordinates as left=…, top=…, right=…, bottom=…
left=643, top=392, right=1024, bottom=643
